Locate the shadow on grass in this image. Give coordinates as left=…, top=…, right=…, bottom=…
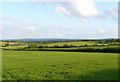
left=66, top=68, right=118, bottom=80
left=1, top=69, right=119, bottom=81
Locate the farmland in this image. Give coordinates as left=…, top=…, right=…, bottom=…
left=44, top=41, right=96, bottom=47
left=1, top=1, right=119, bottom=81
left=1, top=39, right=119, bottom=80
left=2, top=50, right=118, bottom=80
left=2, top=39, right=119, bottom=53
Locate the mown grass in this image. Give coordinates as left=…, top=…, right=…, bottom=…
left=2, top=50, right=118, bottom=80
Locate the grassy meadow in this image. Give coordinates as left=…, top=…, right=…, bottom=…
left=2, top=50, right=118, bottom=80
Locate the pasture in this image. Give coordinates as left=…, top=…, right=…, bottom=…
left=44, top=41, right=97, bottom=47
left=2, top=50, right=118, bottom=80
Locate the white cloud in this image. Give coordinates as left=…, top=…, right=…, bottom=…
left=54, top=0, right=102, bottom=20
left=28, top=26, right=37, bottom=32
left=56, top=33, right=63, bottom=37
left=68, top=0, right=100, bottom=19
left=112, top=28, right=118, bottom=32
left=55, top=6, right=71, bottom=16
left=96, top=28, right=118, bottom=36
left=2, top=17, right=40, bottom=39
left=23, top=0, right=102, bottom=20
left=107, top=7, right=118, bottom=20
left=97, top=28, right=105, bottom=33
left=2, top=17, right=39, bottom=32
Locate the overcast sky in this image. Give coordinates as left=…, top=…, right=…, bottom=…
left=0, top=0, right=118, bottom=39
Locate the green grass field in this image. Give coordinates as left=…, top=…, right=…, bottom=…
left=44, top=41, right=97, bottom=47
left=44, top=41, right=118, bottom=47
left=2, top=50, right=118, bottom=80
left=3, top=45, right=28, bottom=50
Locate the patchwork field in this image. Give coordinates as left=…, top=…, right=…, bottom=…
left=2, top=50, right=118, bottom=80
left=44, top=41, right=97, bottom=46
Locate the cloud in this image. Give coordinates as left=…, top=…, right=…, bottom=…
left=2, top=17, right=39, bottom=31
left=112, top=28, right=118, bottom=32
left=96, top=28, right=118, bottom=35
left=2, top=17, right=40, bottom=39
left=29, top=0, right=101, bottom=20
left=54, top=0, right=103, bottom=20
left=107, top=7, right=118, bottom=20
left=55, top=6, right=71, bottom=16
left=68, top=0, right=100, bottom=19
left=2, top=17, right=70, bottom=39
left=28, top=26, right=37, bottom=32
left=97, top=28, right=105, bottom=33
left=56, top=33, right=63, bottom=37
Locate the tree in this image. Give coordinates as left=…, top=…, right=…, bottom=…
left=53, top=45, right=59, bottom=48
left=4, top=43, right=9, bottom=47
left=63, top=44, right=69, bottom=48
left=84, top=44, right=88, bottom=47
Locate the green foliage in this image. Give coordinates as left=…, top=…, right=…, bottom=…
left=2, top=40, right=120, bottom=53
left=28, top=44, right=38, bottom=48
left=22, top=46, right=120, bottom=53
left=4, top=43, right=10, bottom=47
left=44, top=41, right=96, bottom=47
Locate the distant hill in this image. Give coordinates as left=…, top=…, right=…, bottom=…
left=1, top=38, right=78, bottom=42
left=18, top=38, right=74, bottom=42
left=1, top=38, right=119, bottom=42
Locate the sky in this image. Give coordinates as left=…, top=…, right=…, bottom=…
left=0, top=0, right=119, bottom=39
